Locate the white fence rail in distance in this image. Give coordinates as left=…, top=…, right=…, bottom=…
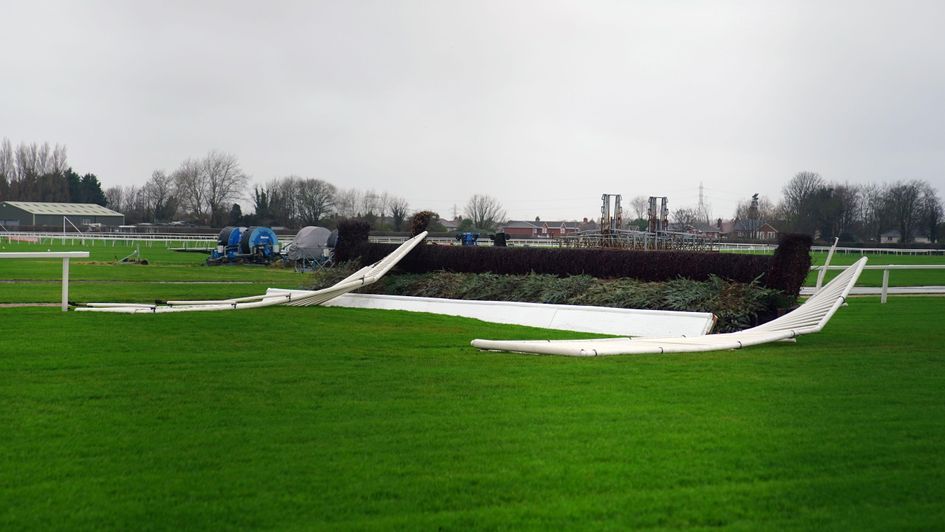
left=0, top=251, right=90, bottom=311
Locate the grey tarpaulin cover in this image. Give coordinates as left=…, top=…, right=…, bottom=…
left=286, top=226, right=336, bottom=261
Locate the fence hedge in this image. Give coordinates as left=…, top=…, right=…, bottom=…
left=336, top=233, right=813, bottom=294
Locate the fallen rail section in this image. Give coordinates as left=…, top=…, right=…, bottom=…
left=75, top=232, right=428, bottom=313
left=471, top=257, right=868, bottom=356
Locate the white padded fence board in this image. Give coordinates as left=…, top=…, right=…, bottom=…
left=323, top=293, right=716, bottom=337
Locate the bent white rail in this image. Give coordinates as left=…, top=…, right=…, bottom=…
left=75, top=232, right=427, bottom=313
left=471, top=257, right=868, bottom=357
left=0, top=251, right=90, bottom=311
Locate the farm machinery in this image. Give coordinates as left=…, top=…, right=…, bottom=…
left=281, top=226, right=337, bottom=272
left=208, top=226, right=280, bottom=265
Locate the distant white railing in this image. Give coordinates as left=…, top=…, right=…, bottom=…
left=0, top=251, right=90, bottom=311
left=3, top=231, right=942, bottom=255
left=810, top=246, right=944, bottom=256
left=809, top=264, right=945, bottom=303
left=1, top=231, right=217, bottom=248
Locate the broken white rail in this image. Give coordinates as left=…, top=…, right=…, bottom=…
left=471, top=257, right=868, bottom=357
left=0, top=251, right=90, bottom=311
left=75, top=232, right=428, bottom=313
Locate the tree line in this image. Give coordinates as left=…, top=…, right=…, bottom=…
left=746, top=172, right=942, bottom=243
left=669, top=171, right=943, bottom=243
left=106, top=154, right=416, bottom=230
left=0, top=139, right=107, bottom=206
left=3, top=139, right=508, bottom=231
left=8, top=139, right=938, bottom=242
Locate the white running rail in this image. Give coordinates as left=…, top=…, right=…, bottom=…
left=75, top=232, right=428, bottom=313
left=809, top=264, right=945, bottom=303
left=0, top=251, right=90, bottom=311
left=471, top=257, right=868, bottom=357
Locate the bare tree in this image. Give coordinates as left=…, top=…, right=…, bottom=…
left=293, top=177, right=336, bottom=225
left=122, top=185, right=148, bottom=224
left=173, top=158, right=206, bottom=223
left=860, top=183, right=889, bottom=242
left=831, top=183, right=862, bottom=239
left=105, top=186, right=124, bottom=213
left=886, top=180, right=923, bottom=242
left=360, top=189, right=383, bottom=217
left=144, top=170, right=178, bottom=222
left=734, top=194, right=775, bottom=223
left=388, top=196, right=410, bottom=231
left=671, top=207, right=700, bottom=226
left=0, top=140, right=69, bottom=200
left=464, top=194, right=506, bottom=230
left=780, top=171, right=825, bottom=233
left=377, top=191, right=391, bottom=219
left=202, top=151, right=249, bottom=226
left=629, top=196, right=648, bottom=220
left=0, top=138, right=14, bottom=180
left=169, top=151, right=249, bottom=225
left=919, top=181, right=943, bottom=242
left=334, top=188, right=361, bottom=218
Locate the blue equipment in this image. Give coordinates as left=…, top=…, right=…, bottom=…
left=208, top=226, right=280, bottom=265
left=456, top=232, right=480, bottom=246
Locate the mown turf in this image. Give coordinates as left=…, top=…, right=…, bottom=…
left=808, top=251, right=945, bottom=287
left=0, top=240, right=310, bottom=303
left=2, top=298, right=944, bottom=530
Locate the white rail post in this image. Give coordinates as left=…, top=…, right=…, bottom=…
left=881, top=268, right=890, bottom=304
left=815, top=238, right=839, bottom=293
left=61, top=257, right=70, bottom=311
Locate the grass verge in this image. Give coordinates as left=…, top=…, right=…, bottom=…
left=2, top=298, right=944, bottom=529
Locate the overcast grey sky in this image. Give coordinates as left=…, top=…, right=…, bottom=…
left=2, top=0, right=944, bottom=221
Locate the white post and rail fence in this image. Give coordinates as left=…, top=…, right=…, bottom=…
left=809, top=264, right=945, bottom=303
left=0, top=248, right=942, bottom=310
left=0, top=251, right=90, bottom=311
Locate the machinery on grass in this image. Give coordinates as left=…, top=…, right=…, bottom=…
left=456, top=232, right=479, bottom=246
left=281, top=226, right=337, bottom=272
left=207, top=226, right=280, bottom=265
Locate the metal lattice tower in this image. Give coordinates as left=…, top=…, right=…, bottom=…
left=698, top=182, right=707, bottom=223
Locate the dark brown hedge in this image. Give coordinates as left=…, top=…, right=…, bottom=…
left=335, top=219, right=371, bottom=255
left=339, top=243, right=771, bottom=283
left=764, top=233, right=813, bottom=297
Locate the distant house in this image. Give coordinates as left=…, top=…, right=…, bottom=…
left=728, top=220, right=779, bottom=241
left=0, top=201, right=124, bottom=229
left=880, top=230, right=900, bottom=244
left=440, top=218, right=461, bottom=232
left=688, top=222, right=722, bottom=239
left=499, top=220, right=539, bottom=238
left=499, top=219, right=583, bottom=238
left=758, top=223, right=779, bottom=241
left=579, top=219, right=599, bottom=232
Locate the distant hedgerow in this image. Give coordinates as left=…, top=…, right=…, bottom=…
left=335, top=236, right=813, bottom=294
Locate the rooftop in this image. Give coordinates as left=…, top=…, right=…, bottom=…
left=2, top=201, right=123, bottom=217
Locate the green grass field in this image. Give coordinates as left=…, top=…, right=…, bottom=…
left=1, top=240, right=944, bottom=305
left=808, top=251, right=945, bottom=287
left=2, top=239, right=945, bottom=529
left=2, top=299, right=944, bottom=529
left=0, top=240, right=310, bottom=303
